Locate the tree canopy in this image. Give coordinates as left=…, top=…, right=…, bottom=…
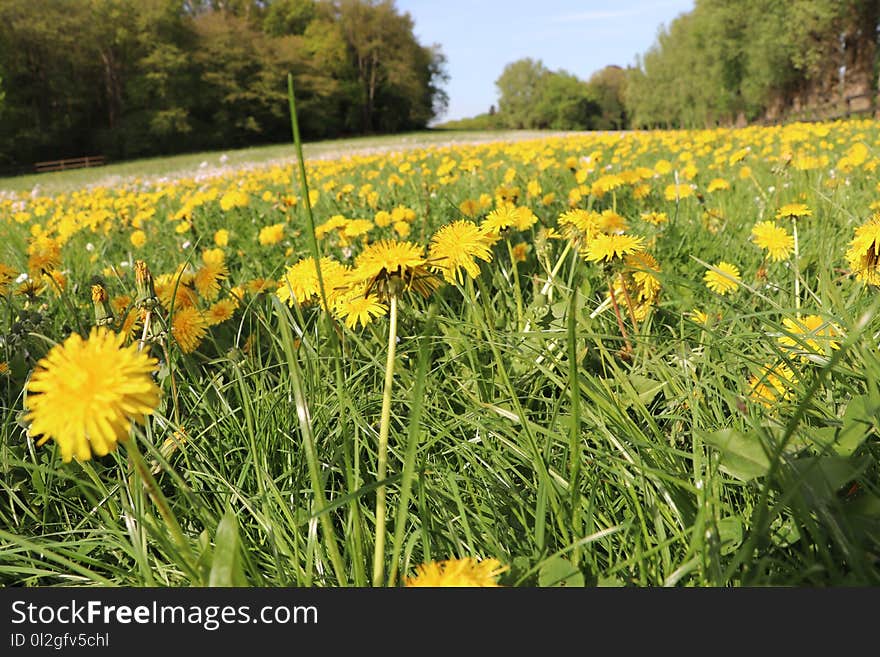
left=493, top=59, right=623, bottom=131
left=0, top=0, right=448, bottom=169
left=625, top=0, right=879, bottom=128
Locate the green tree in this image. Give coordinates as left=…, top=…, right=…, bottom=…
left=532, top=71, right=599, bottom=130
left=587, top=65, right=628, bottom=129
left=495, top=58, right=549, bottom=129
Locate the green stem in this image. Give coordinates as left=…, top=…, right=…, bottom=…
left=125, top=432, right=199, bottom=580
left=791, top=217, right=800, bottom=316
left=373, top=294, right=399, bottom=587
left=288, top=74, right=330, bottom=311
left=540, top=240, right=572, bottom=297
left=506, top=239, right=525, bottom=330
left=273, top=298, right=349, bottom=585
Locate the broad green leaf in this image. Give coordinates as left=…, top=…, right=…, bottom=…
left=715, top=517, right=742, bottom=555
left=834, top=395, right=877, bottom=457
left=703, top=429, right=770, bottom=481
left=538, top=556, right=584, bottom=587
left=627, top=374, right=665, bottom=405
left=209, top=508, right=248, bottom=587
left=785, top=456, right=870, bottom=503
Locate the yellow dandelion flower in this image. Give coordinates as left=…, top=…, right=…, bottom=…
left=689, top=309, right=713, bottom=326
left=130, top=230, right=147, bottom=248
left=482, top=203, right=521, bottom=234
left=333, top=286, right=388, bottom=329
left=0, top=263, right=16, bottom=296
left=641, top=211, right=668, bottom=225
left=511, top=206, right=538, bottom=231
left=194, top=249, right=228, bottom=301
left=751, top=221, right=794, bottom=262
left=777, top=315, right=841, bottom=357
left=583, top=233, right=645, bottom=264
left=626, top=252, right=662, bottom=300
left=344, top=219, right=374, bottom=240
left=458, top=199, right=480, bottom=218
left=558, top=208, right=600, bottom=244
left=664, top=183, right=694, bottom=201
left=16, top=279, right=44, bottom=299
left=219, top=190, right=249, bottom=211
left=0, top=361, right=9, bottom=375
left=405, top=557, right=507, bottom=587
left=119, top=308, right=142, bottom=341
left=277, top=257, right=349, bottom=308
left=511, top=242, right=528, bottom=262
left=393, top=220, right=411, bottom=237
left=776, top=203, right=812, bottom=220
left=246, top=278, right=277, bottom=295
left=111, top=295, right=132, bottom=316
left=352, top=239, right=438, bottom=300
left=24, top=327, right=160, bottom=462
left=597, top=209, right=628, bottom=234
left=427, top=220, right=494, bottom=284
left=703, top=262, right=740, bottom=295
left=154, top=272, right=198, bottom=311
left=315, top=214, right=349, bottom=241
left=706, top=178, right=730, bottom=193
left=748, top=363, right=797, bottom=408
left=27, top=236, right=61, bottom=275
left=171, top=306, right=208, bottom=354
left=846, top=213, right=880, bottom=285
left=206, top=298, right=237, bottom=326
left=258, top=223, right=285, bottom=246
left=214, top=229, right=230, bottom=247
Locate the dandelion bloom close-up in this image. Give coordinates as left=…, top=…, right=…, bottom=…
left=777, top=314, right=841, bottom=356
left=775, top=203, right=812, bottom=220
left=751, top=221, right=794, bottom=262
left=24, top=327, right=160, bottom=462
left=583, top=233, right=645, bottom=264
left=171, top=306, right=208, bottom=354
left=427, top=220, right=494, bottom=284
left=748, top=363, right=797, bottom=408
left=703, top=261, right=741, bottom=295
left=405, top=557, right=507, bottom=587
left=846, top=213, right=880, bottom=286
left=351, top=239, right=438, bottom=299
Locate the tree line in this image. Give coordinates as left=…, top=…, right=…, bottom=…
left=0, top=0, right=448, bottom=170
left=625, top=0, right=879, bottom=128
left=486, top=0, right=878, bottom=132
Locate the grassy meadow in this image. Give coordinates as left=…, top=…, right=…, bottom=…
left=1, top=119, right=880, bottom=587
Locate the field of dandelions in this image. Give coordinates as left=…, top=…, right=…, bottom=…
left=2, top=119, right=880, bottom=587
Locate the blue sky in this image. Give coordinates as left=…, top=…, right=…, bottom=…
left=395, top=0, right=695, bottom=123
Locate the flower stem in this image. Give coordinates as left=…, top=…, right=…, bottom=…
left=137, top=310, right=152, bottom=352
left=372, top=293, right=398, bottom=587
left=506, top=239, right=525, bottom=330
left=539, top=240, right=572, bottom=298
left=791, top=217, right=800, bottom=316
left=618, top=271, right=639, bottom=332
left=606, top=274, right=633, bottom=355
left=125, top=433, right=199, bottom=580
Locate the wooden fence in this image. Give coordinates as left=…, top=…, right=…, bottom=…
left=34, top=155, right=106, bottom=173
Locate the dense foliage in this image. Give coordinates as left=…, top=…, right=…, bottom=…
left=625, top=0, right=879, bottom=128
left=492, top=59, right=627, bottom=131
left=0, top=0, right=448, bottom=169
left=480, top=1, right=879, bottom=132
